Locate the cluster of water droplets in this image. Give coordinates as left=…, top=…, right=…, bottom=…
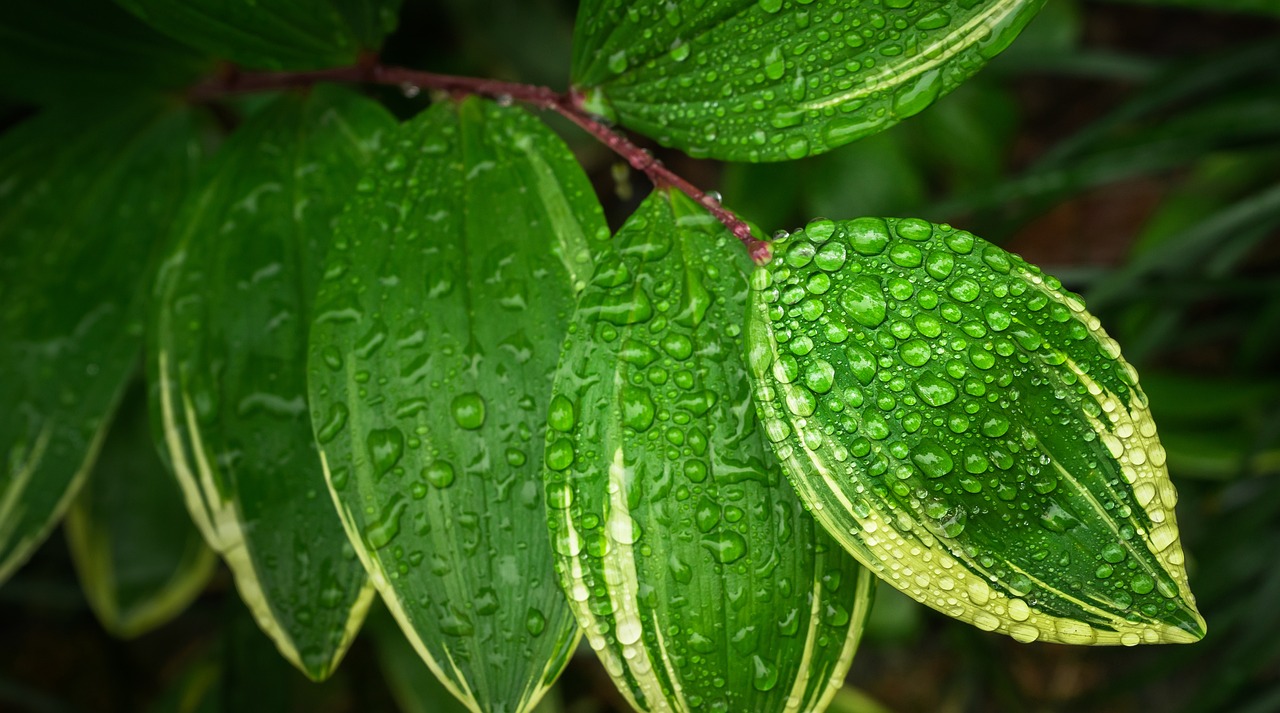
left=574, top=0, right=1041, bottom=160
left=544, top=194, right=868, bottom=711
left=747, top=216, right=1203, bottom=644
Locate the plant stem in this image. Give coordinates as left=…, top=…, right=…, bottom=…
left=188, top=63, right=772, bottom=264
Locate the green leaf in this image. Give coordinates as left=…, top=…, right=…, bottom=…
left=306, top=97, right=609, bottom=713
left=745, top=217, right=1206, bottom=646
left=150, top=86, right=396, bottom=680
left=0, top=0, right=208, bottom=105
left=115, top=0, right=403, bottom=70
left=570, top=0, right=1046, bottom=161
left=544, top=190, right=874, bottom=712
left=65, top=383, right=216, bottom=639
left=0, top=100, right=206, bottom=586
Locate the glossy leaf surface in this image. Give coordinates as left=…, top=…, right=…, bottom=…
left=0, top=101, right=204, bottom=585
left=66, top=384, right=216, bottom=639
left=307, top=98, right=608, bottom=713
left=745, top=217, right=1206, bottom=645
left=570, top=0, right=1045, bottom=161
left=151, top=87, right=395, bottom=680
left=115, top=0, right=402, bottom=70
left=545, top=190, right=874, bottom=713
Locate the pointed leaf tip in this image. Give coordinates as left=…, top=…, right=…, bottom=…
left=746, top=216, right=1204, bottom=646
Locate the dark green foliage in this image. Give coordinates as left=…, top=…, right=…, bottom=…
left=2, top=1, right=1276, bottom=712
left=115, top=0, right=404, bottom=70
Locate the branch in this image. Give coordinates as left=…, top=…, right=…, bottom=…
left=188, top=63, right=773, bottom=264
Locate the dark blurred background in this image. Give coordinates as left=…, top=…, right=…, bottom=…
left=2, top=1, right=1279, bottom=712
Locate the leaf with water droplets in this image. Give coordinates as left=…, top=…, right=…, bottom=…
left=307, top=97, right=609, bottom=713
left=116, top=0, right=403, bottom=70
left=65, top=384, right=216, bottom=639
left=545, top=190, right=874, bottom=713
left=151, top=87, right=395, bottom=680
left=570, top=0, right=1046, bottom=162
left=0, top=100, right=205, bottom=587
left=746, top=216, right=1206, bottom=646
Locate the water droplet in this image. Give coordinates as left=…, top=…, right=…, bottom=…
left=925, top=251, right=954, bottom=280
left=316, top=403, right=349, bottom=443
left=451, top=393, right=486, bottom=430
left=805, top=218, right=836, bottom=243
left=424, top=461, right=455, bottom=488
left=547, top=439, right=574, bottom=471
left=980, top=415, right=1010, bottom=438
left=703, top=530, right=747, bottom=564
left=847, top=217, right=890, bottom=255
left=621, top=387, right=656, bottom=431
left=899, top=339, right=931, bottom=367
left=913, top=440, right=954, bottom=478
left=984, top=305, right=1012, bottom=332
left=752, top=655, right=779, bottom=692
left=840, top=276, right=888, bottom=327
left=948, top=278, right=981, bottom=303
left=367, top=428, right=404, bottom=475
left=814, top=241, right=848, bottom=271
left=845, top=345, right=877, bottom=385
left=366, top=497, right=406, bottom=549
left=661, top=333, right=694, bottom=360
left=889, top=243, right=923, bottom=268
left=785, top=387, right=817, bottom=417
left=1130, top=573, right=1155, bottom=595
left=804, top=359, right=835, bottom=393
left=525, top=608, right=547, bottom=636
left=764, top=45, right=785, bottom=80
left=548, top=394, right=575, bottom=432
left=914, top=373, right=957, bottom=407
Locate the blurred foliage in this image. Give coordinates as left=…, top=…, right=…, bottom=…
left=1, top=0, right=1279, bottom=712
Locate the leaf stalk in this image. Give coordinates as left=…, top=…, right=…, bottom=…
left=187, top=63, right=772, bottom=263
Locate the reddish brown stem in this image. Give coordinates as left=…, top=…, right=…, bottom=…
left=187, top=63, right=772, bottom=264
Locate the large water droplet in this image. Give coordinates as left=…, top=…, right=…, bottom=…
left=914, top=373, right=957, bottom=407
left=451, top=393, right=486, bottom=430
left=913, top=440, right=954, bottom=478
left=840, top=276, right=888, bottom=327
left=621, top=387, right=656, bottom=431
left=847, top=217, right=890, bottom=255
left=703, top=530, right=747, bottom=564
left=367, top=428, right=404, bottom=475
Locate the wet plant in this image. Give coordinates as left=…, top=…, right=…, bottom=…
left=2, top=1, right=1248, bottom=712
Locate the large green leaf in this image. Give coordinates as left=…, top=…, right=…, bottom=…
left=0, top=0, right=208, bottom=105
left=745, top=217, right=1206, bottom=645
left=115, top=0, right=403, bottom=70
left=570, top=0, right=1046, bottom=161
left=0, top=101, right=205, bottom=586
left=307, top=97, right=609, bottom=713
left=150, top=86, right=396, bottom=680
left=544, top=190, right=874, bottom=712
left=66, top=383, right=216, bottom=639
